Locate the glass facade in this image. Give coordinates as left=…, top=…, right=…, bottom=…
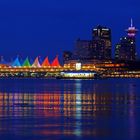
left=92, top=25, right=112, bottom=60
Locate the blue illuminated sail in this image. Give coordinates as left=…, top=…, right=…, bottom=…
left=12, top=57, right=21, bottom=67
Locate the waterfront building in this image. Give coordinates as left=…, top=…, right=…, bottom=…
left=115, top=19, right=138, bottom=61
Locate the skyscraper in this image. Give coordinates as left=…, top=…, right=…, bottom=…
left=74, top=39, right=92, bottom=60
left=115, top=37, right=136, bottom=60
left=74, top=26, right=112, bottom=60
left=115, top=19, right=138, bottom=61
left=63, top=25, right=112, bottom=63
left=92, top=25, right=112, bottom=59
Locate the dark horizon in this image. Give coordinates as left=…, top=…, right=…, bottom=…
left=0, top=0, right=139, bottom=62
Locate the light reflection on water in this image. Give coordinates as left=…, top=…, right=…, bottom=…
left=0, top=78, right=139, bottom=140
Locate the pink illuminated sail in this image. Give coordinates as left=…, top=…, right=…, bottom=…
left=32, top=57, right=41, bottom=67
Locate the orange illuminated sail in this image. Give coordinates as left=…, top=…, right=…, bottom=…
left=42, top=57, right=50, bottom=67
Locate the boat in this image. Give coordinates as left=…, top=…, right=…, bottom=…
left=56, top=71, right=101, bottom=79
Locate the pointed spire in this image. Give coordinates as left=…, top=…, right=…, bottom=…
left=32, top=57, right=41, bottom=67
left=131, top=18, right=133, bottom=27
left=42, top=56, right=50, bottom=67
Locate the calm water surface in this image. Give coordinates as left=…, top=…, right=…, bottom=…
left=0, top=78, right=140, bottom=140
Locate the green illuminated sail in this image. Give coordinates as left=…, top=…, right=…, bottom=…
left=22, top=57, right=31, bottom=67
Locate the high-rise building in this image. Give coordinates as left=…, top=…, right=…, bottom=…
left=74, top=39, right=92, bottom=60
left=63, top=25, right=112, bottom=63
left=115, top=37, right=136, bottom=60
left=74, top=26, right=112, bottom=60
left=115, top=19, right=138, bottom=61
left=92, top=25, right=112, bottom=59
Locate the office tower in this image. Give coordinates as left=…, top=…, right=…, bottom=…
left=63, top=25, right=112, bottom=63
left=74, top=39, right=92, bottom=60
left=92, top=25, right=112, bottom=59
left=115, top=37, right=136, bottom=60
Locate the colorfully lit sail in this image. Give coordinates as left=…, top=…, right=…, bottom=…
left=32, top=57, right=41, bottom=67
left=22, top=57, right=31, bottom=67
left=51, top=56, right=61, bottom=67
left=12, top=57, right=21, bottom=67
left=42, top=57, right=50, bottom=67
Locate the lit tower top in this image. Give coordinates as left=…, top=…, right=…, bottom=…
left=126, top=18, right=138, bottom=37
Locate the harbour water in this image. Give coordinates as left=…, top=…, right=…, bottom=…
left=0, top=78, right=140, bottom=140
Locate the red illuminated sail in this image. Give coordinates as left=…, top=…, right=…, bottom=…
left=51, top=56, right=61, bottom=67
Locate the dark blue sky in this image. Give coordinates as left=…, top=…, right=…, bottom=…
left=0, top=0, right=139, bottom=62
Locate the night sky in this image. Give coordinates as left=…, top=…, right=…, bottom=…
left=0, top=0, right=139, bottom=62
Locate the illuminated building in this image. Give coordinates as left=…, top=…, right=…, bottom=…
left=92, top=25, right=112, bottom=60
left=75, top=25, right=112, bottom=60
left=115, top=37, right=136, bottom=61
left=115, top=19, right=138, bottom=61
left=0, top=20, right=139, bottom=78
left=74, top=39, right=92, bottom=60
left=64, top=25, right=112, bottom=62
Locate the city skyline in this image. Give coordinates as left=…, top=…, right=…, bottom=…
left=0, top=19, right=139, bottom=62
left=0, top=1, right=140, bottom=140
left=0, top=0, right=139, bottom=61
